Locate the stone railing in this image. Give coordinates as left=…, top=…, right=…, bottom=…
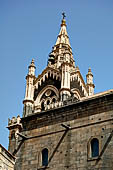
left=44, top=97, right=79, bottom=111
left=44, top=101, right=64, bottom=111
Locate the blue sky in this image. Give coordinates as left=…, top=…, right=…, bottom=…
left=0, top=0, right=113, bottom=149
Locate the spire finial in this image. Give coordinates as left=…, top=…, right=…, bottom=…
left=29, top=58, right=36, bottom=69
left=62, top=12, right=66, bottom=20
left=31, top=59, right=34, bottom=64
left=61, top=12, right=66, bottom=26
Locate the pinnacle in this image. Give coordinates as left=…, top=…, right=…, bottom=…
left=55, top=15, right=70, bottom=47
left=88, top=67, right=92, bottom=73
left=31, top=59, right=34, bottom=64
left=48, top=14, right=75, bottom=69
left=29, top=58, right=36, bottom=68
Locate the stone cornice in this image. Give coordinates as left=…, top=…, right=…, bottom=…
left=23, top=99, right=34, bottom=104
left=21, top=90, right=113, bottom=131
left=7, top=123, right=22, bottom=130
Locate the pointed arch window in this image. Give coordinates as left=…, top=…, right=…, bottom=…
left=91, top=138, right=99, bottom=157
left=42, top=148, right=48, bottom=166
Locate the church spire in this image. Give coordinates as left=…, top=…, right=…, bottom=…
left=55, top=13, right=71, bottom=47
left=48, top=13, right=75, bottom=69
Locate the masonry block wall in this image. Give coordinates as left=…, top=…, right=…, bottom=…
left=0, top=144, right=15, bottom=170
left=13, top=92, right=113, bottom=170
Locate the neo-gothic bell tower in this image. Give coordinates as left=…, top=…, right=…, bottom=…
left=22, top=13, right=95, bottom=117
left=8, top=14, right=113, bottom=170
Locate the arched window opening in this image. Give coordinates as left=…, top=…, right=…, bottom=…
left=91, top=138, right=99, bottom=157
left=47, top=100, right=50, bottom=105
left=42, top=148, right=48, bottom=166
left=52, top=98, right=56, bottom=103
left=41, top=102, right=45, bottom=111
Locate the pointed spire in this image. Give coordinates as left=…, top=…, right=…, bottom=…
left=55, top=13, right=71, bottom=47
left=28, top=59, right=36, bottom=76
left=23, top=59, right=36, bottom=117
left=86, top=67, right=95, bottom=96
left=47, top=14, right=75, bottom=69
left=87, top=67, right=93, bottom=75
left=29, top=59, right=35, bottom=68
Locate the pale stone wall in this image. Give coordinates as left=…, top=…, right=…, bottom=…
left=0, top=145, right=15, bottom=170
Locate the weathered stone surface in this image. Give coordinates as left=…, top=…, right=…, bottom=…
left=13, top=92, right=113, bottom=170
left=7, top=15, right=113, bottom=170
left=0, top=144, right=15, bottom=170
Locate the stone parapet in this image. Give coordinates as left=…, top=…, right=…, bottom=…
left=8, top=115, right=22, bottom=129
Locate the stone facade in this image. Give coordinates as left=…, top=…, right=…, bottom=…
left=8, top=15, right=113, bottom=170
left=0, top=144, right=15, bottom=170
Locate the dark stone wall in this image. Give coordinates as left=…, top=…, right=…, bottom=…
left=14, top=93, right=113, bottom=170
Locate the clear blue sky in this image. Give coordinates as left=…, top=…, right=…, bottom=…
left=0, top=0, right=113, bottom=149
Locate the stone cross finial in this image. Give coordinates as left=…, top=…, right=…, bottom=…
left=62, top=12, right=66, bottom=19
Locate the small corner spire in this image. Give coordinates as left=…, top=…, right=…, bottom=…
left=29, top=59, right=35, bottom=68
left=88, top=67, right=92, bottom=75
left=31, top=59, right=34, bottom=64
left=28, top=58, right=36, bottom=75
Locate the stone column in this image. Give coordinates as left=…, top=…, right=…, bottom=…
left=23, top=59, right=36, bottom=117
left=60, top=62, right=71, bottom=101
